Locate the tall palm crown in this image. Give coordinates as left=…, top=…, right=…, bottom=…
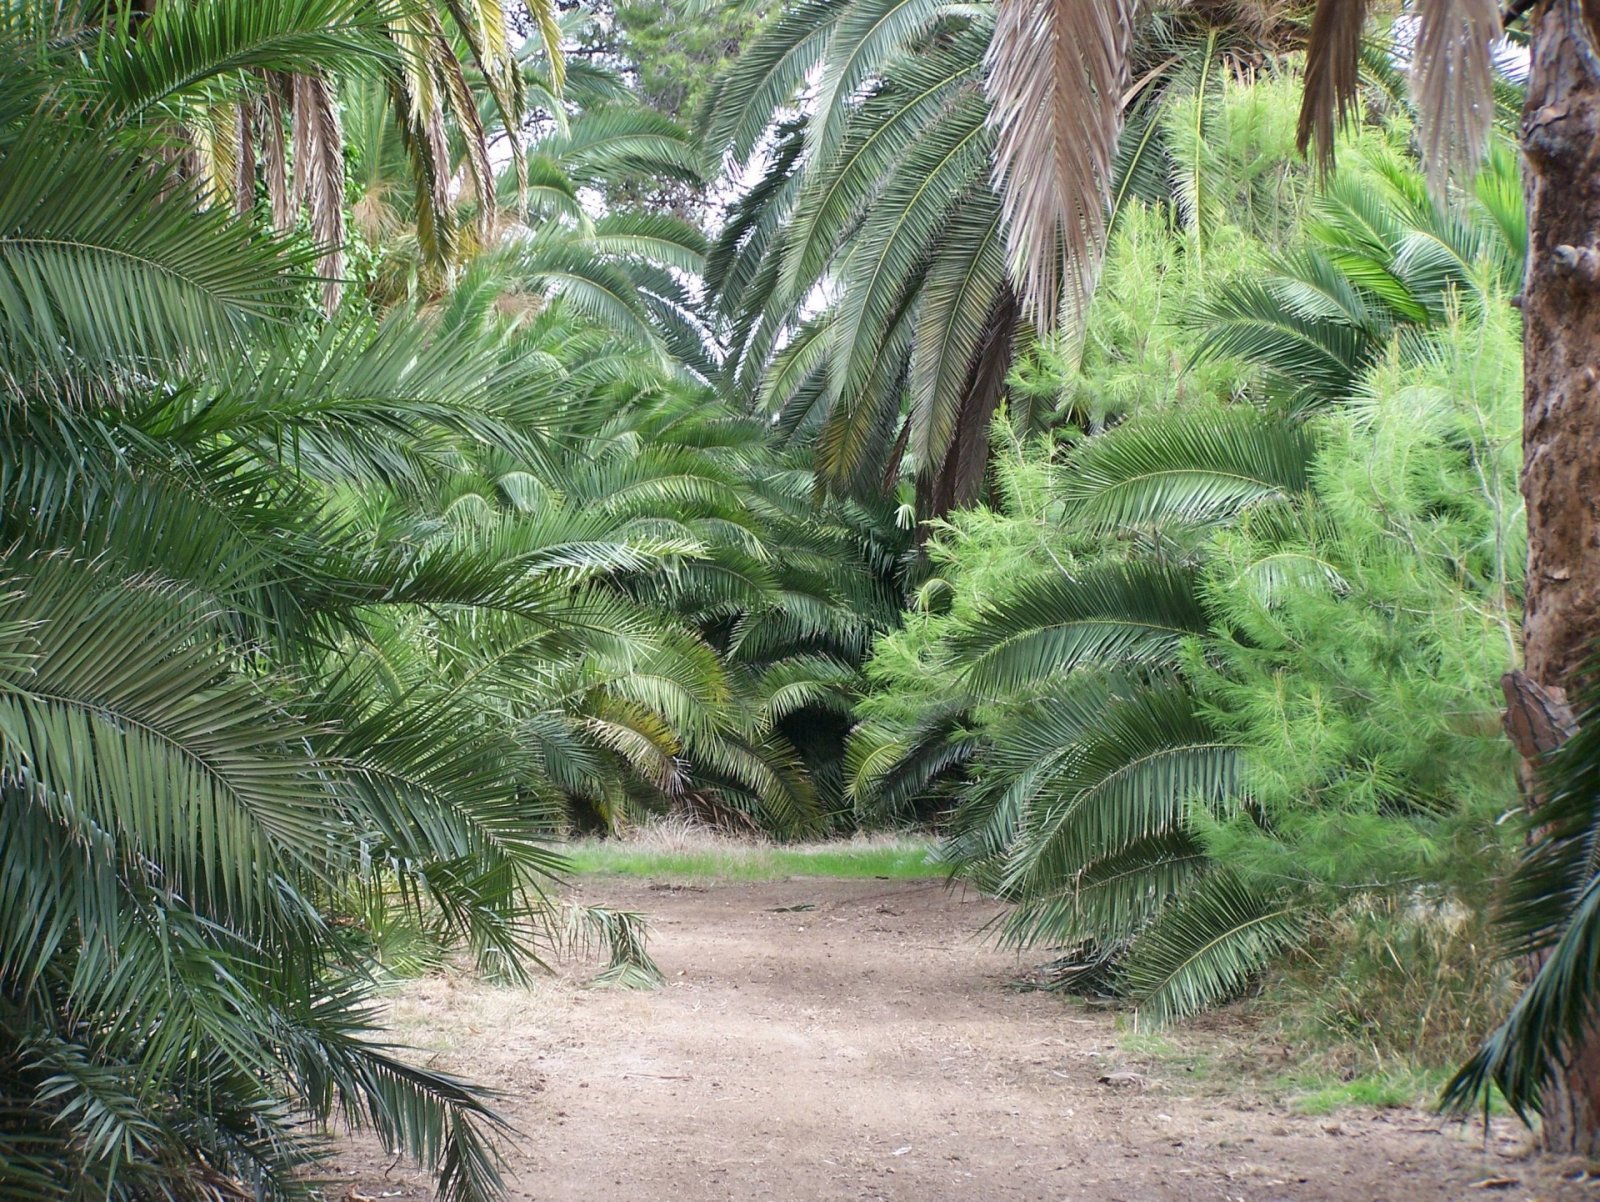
left=703, top=0, right=1306, bottom=515
left=38, top=0, right=557, bottom=307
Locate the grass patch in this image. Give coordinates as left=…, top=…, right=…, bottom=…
left=1110, top=1024, right=1221, bottom=1084
left=562, top=832, right=943, bottom=882
left=1274, top=1067, right=1490, bottom=1116
left=1280, top=1068, right=1509, bottom=1118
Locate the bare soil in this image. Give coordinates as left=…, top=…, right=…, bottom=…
left=334, top=878, right=1596, bottom=1202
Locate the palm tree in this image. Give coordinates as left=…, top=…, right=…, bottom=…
left=702, top=0, right=1305, bottom=516
left=403, top=304, right=897, bottom=836
left=0, top=2, right=820, bottom=1194
left=346, top=65, right=716, bottom=366
left=853, top=410, right=1313, bottom=1018
left=850, top=282, right=1521, bottom=1021
left=0, top=111, right=542, bottom=1202
left=39, top=0, right=557, bottom=308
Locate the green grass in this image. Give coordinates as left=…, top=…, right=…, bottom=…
left=1108, top=1023, right=1497, bottom=1114
left=1114, top=1028, right=1218, bottom=1083
left=1271, top=1067, right=1506, bottom=1116
left=1287, top=1072, right=1436, bottom=1115
left=561, top=836, right=943, bottom=882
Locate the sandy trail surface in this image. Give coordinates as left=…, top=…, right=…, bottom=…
left=335, top=878, right=1588, bottom=1202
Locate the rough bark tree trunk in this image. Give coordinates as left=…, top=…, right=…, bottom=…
left=1519, top=0, right=1600, bottom=1155
left=925, top=287, right=1020, bottom=518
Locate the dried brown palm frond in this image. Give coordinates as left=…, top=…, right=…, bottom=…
left=292, top=70, right=345, bottom=312
left=1295, top=0, right=1366, bottom=172
left=388, top=9, right=454, bottom=194
left=442, top=0, right=530, bottom=202
left=82, top=2, right=534, bottom=308
left=262, top=74, right=294, bottom=232
left=1411, top=0, right=1498, bottom=194
left=1298, top=0, right=1498, bottom=196
left=235, top=100, right=257, bottom=216
left=984, top=0, right=1138, bottom=334
left=190, top=99, right=241, bottom=211
left=434, top=27, right=496, bottom=225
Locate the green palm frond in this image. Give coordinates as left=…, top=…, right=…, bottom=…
left=1055, top=406, right=1317, bottom=532
left=950, top=562, right=1207, bottom=696
left=907, top=196, right=1008, bottom=474
left=781, top=29, right=986, bottom=304
left=999, top=832, right=1210, bottom=952
left=1445, top=684, right=1600, bottom=1121
left=1120, top=870, right=1304, bottom=1023
left=546, top=107, right=704, bottom=187
left=510, top=233, right=663, bottom=350
left=703, top=0, right=843, bottom=162
left=758, top=312, right=832, bottom=421
left=0, top=118, right=305, bottom=378
left=1188, top=272, right=1376, bottom=407
left=0, top=560, right=339, bottom=936
left=756, top=655, right=860, bottom=728
left=705, top=116, right=805, bottom=318
left=83, top=0, right=396, bottom=125
left=502, top=154, right=586, bottom=223
left=685, top=727, right=825, bottom=835
left=588, top=211, right=709, bottom=272
left=805, top=0, right=955, bottom=168
left=822, top=89, right=991, bottom=463
left=994, top=680, right=1239, bottom=940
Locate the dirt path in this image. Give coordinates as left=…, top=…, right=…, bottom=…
left=336, top=879, right=1586, bottom=1202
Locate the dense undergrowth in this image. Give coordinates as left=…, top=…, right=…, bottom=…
left=840, top=134, right=1525, bottom=1029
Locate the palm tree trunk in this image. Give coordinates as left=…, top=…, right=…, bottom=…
left=1519, top=0, right=1600, bottom=1155
left=926, top=287, right=1020, bottom=517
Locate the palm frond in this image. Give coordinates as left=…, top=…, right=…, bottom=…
left=1188, top=273, right=1376, bottom=406
left=0, top=118, right=304, bottom=378
left=950, top=562, right=1206, bottom=696
left=562, top=904, right=663, bottom=988
left=807, top=0, right=952, bottom=167
left=1121, top=870, right=1304, bottom=1023
left=994, top=680, right=1239, bottom=943
left=84, top=0, right=396, bottom=125
left=1411, top=0, right=1498, bottom=195
left=1445, top=685, right=1600, bottom=1120
left=703, top=0, right=843, bottom=162
left=908, top=196, right=1008, bottom=474
left=984, top=0, right=1135, bottom=330
left=1056, top=406, right=1316, bottom=532
left=1296, top=0, right=1367, bottom=172
left=0, top=559, right=339, bottom=939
